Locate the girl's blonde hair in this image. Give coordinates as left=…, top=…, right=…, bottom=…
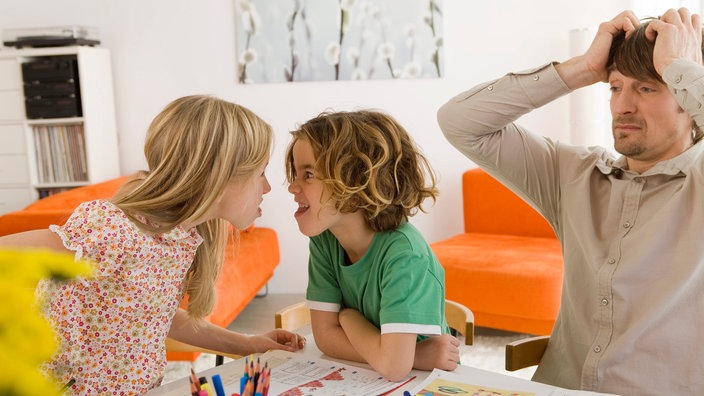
left=285, top=110, right=438, bottom=232
left=112, top=95, right=273, bottom=319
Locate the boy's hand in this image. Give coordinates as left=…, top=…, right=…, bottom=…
left=413, top=333, right=461, bottom=371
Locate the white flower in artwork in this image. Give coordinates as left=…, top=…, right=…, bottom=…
left=236, top=0, right=252, bottom=13
left=377, top=42, right=395, bottom=60
left=403, top=23, right=417, bottom=38
left=401, top=61, right=421, bottom=78
left=369, top=5, right=381, bottom=19
left=325, top=42, right=341, bottom=66
left=350, top=68, right=368, bottom=80
left=406, top=37, right=416, bottom=49
left=340, top=0, right=357, bottom=11
left=346, top=47, right=360, bottom=63
left=239, top=48, right=258, bottom=65
left=241, top=8, right=262, bottom=34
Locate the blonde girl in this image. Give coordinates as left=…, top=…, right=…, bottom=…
left=0, top=95, right=305, bottom=394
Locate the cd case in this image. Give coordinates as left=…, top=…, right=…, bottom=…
left=3, top=26, right=100, bottom=48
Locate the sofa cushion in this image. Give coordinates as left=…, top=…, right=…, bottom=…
left=432, top=232, right=563, bottom=335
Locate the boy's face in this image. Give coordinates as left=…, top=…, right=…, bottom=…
left=609, top=69, right=694, bottom=170
left=287, top=139, right=341, bottom=237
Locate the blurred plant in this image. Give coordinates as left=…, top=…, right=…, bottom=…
left=0, top=249, right=92, bottom=396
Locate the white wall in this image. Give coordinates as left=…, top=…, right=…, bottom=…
left=0, top=0, right=696, bottom=293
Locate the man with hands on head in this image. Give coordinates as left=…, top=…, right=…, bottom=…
left=438, top=8, right=704, bottom=396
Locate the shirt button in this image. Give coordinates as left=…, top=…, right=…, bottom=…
left=533, top=75, right=540, bottom=81
left=594, top=345, right=602, bottom=353
left=601, top=298, right=609, bottom=306
left=608, top=258, right=616, bottom=264
left=634, top=177, right=644, bottom=183
left=623, top=221, right=631, bottom=228
left=675, top=75, right=682, bottom=83
left=487, top=85, right=494, bottom=91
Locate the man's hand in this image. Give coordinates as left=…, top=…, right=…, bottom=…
left=556, top=10, right=639, bottom=89
left=645, top=8, right=703, bottom=75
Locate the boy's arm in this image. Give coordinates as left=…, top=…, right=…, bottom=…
left=337, top=308, right=416, bottom=382
left=310, top=309, right=365, bottom=362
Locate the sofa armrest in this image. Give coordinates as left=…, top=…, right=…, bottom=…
left=0, top=210, right=74, bottom=236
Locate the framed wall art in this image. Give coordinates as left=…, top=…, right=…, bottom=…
left=235, top=0, right=444, bottom=83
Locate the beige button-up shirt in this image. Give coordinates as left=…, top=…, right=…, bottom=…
left=438, top=59, right=704, bottom=395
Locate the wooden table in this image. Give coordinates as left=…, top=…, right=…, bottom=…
left=148, top=334, right=617, bottom=396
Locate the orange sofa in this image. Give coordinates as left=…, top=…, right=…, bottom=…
left=0, top=177, right=280, bottom=361
left=430, top=168, right=563, bottom=335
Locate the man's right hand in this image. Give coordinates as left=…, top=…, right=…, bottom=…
left=556, top=10, right=640, bottom=90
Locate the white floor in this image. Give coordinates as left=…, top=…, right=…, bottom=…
left=162, top=293, right=537, bottom=384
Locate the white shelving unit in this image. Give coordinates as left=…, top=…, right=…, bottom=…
left=0, top=46, right=120, bottom=214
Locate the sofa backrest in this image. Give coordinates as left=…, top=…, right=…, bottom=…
left=0, top=177, right=130, bottom=236
left=462, top=168, right=555, bottom=238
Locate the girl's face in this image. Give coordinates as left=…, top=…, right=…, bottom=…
left=212, top=159, right=271, bottom=230
left=287, top=139, right=341, bottom=237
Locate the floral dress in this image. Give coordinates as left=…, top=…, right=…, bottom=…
left=36, top=200, right=203, bottom=395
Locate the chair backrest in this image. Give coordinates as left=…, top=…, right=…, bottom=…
left=275, top=301, right=311, bottom=331
left=444, top=299, right=474, bottom=346
left=462, top=168, right=555, bottom=238
left=504, top=335, right=549, bottom=371
left=275, top=300, right=474, bottom=345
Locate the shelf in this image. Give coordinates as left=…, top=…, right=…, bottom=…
left=0, top=46, right=119, bottom=214
left=27, top=117, right=83, bottom=126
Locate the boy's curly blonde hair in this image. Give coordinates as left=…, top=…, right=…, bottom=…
left=285, top=110, right=438, bottom=232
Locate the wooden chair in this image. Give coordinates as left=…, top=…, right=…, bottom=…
left=274, top=299, right=474, bottom=345
left=165, top=337, right=242, bottom=366
left=505, top=335, right=550, bottom=371
left=444, top=299, right=474, bottom=345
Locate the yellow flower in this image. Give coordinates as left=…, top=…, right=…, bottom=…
left=0, top=249, right=93, bottom=395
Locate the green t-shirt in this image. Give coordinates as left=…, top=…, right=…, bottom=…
left=306, top=222, right=449, bottom=339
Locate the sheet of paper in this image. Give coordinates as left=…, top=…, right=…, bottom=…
left=408, top=369, right=536, bottom=396
left=406, top=369, right=620, bottom=396
left=218, top=350, right=412, bottom=396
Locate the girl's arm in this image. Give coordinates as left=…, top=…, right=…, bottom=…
left=168, top=309, right=306, bottom=356
left=0, top=229, right=69, bottom=252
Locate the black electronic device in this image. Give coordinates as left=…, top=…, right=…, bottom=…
left=3, top=26, right=99, bottom=48
left=21, top=55, right=82, bottom=119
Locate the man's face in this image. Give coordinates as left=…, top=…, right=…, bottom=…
left=609, top=70, right=693, bottom=171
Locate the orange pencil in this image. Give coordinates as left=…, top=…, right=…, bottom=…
left=243, top=378, right=254, bottom=396
left=190, top=368, right=201, bottom=387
